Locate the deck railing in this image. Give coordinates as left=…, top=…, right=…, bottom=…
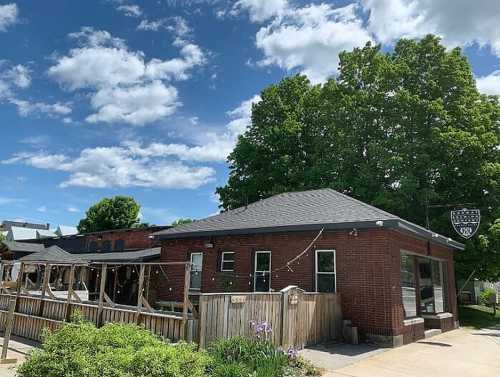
left=0, top=293, right=195, bottom=343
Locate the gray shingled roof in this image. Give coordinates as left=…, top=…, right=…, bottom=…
left=78, top=247, right=161, bottom=262
left=153, top=188, right=464, bottom=250
left=2, top=241, right=46, bottom=253
left=19, top=246, right=85, bottom=264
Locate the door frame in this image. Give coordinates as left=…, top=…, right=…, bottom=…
left=189, top=252, right=203, bottom=291
left=254, top=251, right=271, bottom=292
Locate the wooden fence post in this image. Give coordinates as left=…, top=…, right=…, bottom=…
left=97, top=264, right=107, bottom=327
left=197, top=294, right=205, bottom=348
left=281, top=289, right=289, bottom=348
left=135, top=264, right=145, bottom=324
left=14, top=262, right=24, bottom=312
left=0, top=298, right=17, bottom=364
left=0, top=264, right=4, bottom=294
left=182, top=262, right=191, bottom=340
left=65, top=264, right=76, bottom=321
left=38, top=263, right=51, bottom=317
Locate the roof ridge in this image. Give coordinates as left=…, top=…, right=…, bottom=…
left=327, top=189, right=400, bottom=219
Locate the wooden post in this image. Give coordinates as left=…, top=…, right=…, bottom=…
left=198, top=294, right=206, bottom=348
left=38, top=263, right=52, bottom=316
left=281, top=289, right=290, bottom=348
left=182, top=262, right=191, bottom=340
left=135, top=264, right=145, bottom=324
left=144, top=265, right=151, bottom=302
left=97, top=264, right=107, bottom=327
left=65, top=264, right=76, bottom=321
left=0, top=298, right=17, bottom=364
left=14, top=262, right=23, bottom=313
left=0, top=264, right=4, bottom=294
left=112, top=267, right=118, bottom=302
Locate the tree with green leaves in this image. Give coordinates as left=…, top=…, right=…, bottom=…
left=217, top=35, right=500, bottom=281
left=171, top=218, right=194, bottom=227
left=77, top=196, right=141, bottom=233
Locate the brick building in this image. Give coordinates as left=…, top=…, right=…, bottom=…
left=154, top=189, right=463, bottom=346
left=24, top=226, right=168, bottom=254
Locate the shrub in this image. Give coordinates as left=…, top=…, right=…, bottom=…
left=479, top=288, right=497, bottom=306
left=210, top=362, right=251, bottom=377
left=208, top=336, right=287, bottom=365
left=17, top=320, right=211, bottom=377
left=207, top=336, right=318, bottom=377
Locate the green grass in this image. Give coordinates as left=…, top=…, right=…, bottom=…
left=459, top=305, right=500, bottom=329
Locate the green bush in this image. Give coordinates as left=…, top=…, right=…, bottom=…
left=210, top=362, right=251, bottom=377
left=208, top=336, right=286, bottom=365
left=17, top=320, right=211, bottom=377
left=479, top=288, right=497, bottom=306
left=207, top=337, right=318, bottom=377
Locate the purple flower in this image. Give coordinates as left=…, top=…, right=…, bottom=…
left=286, top=347, right=298, bottom=359
left=249, top=320, right=273, bottom=339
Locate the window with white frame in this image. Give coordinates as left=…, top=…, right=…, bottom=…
left=254, top=251, right=271, bottom=292
left=190, top=252, right=203, bottom=290
left=315, top=250, right=336, bottom=293
left=220, top=252, right=235, bottom=272
left=401, top=252, right=417, bottom=318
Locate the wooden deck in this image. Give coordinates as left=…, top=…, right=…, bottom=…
left=0, top=293, right=195, bottom=343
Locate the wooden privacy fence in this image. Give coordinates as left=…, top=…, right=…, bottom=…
left=197, top=286, right=342, bottom=349
left=0, top=293, right=197, bottom=343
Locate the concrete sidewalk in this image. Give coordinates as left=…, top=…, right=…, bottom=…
left=303, top=326, right=500, bottom=377
left=0, top=335, right=37, bottom=377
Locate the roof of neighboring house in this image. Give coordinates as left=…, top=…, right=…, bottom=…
left=36, top=229, right=57, bottom=239
left=78, top=247, right=161, bottom=262
left=1, top=221, right=49, bottom=231
left=55, top=225, right=78, bottom=236
left=1, top=241, right=46, bottom=253
left=19, top=246, right=85, bottom=264
left=8, top=226, right=38, bottom=241
left=153, top=188, right=464, bottom=250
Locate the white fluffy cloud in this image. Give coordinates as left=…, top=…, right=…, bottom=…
left=9, top=99, right=72, bottom=118
left=48, top=27, right=205, bottom=125
left=244, top=0, right=500, bottom=83
left=226, top=94, right=261, bottom=135
left=255, top=3, right=372, bottom=83
left=0, top=63, right=31, bottom=97
left=0, top=64, right=68, bottom=119
left=3, top=146, right=215, bottom=189
left=2, top=64, right=30, bottom=88
left=2, top=95, right=260, bottom=189
left=476, top=71, right=500, bottom=95
left=0, top=3, right=18, bottom=32
left=86, top=81, right=178, bottom=125
left=138, top=16, right=192, bottom=39
left=361, top=0, right=500, bottom=56
left=116, top=4, right=142, bottom=17
left=232, top=0, right=288, bottom=22
left=137, top=18, right=168, bottom=31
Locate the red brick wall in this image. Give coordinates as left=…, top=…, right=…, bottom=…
left=159, top=228, right=458, bottom=338
left=85, top=228, right=162, bottom=252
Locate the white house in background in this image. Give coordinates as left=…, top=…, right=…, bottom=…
left=36, top=229, right=57, bottom=239
left=5, top=223, right=78, bottom=241
left=6, top=226, right=38, bottom=241
left=55, top=225, right=78, bottom=237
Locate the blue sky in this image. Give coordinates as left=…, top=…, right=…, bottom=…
left=1, top=0, right=500, bottom=227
